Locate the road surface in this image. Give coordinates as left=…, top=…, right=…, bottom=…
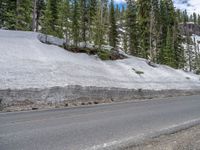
left=0, top=95, right=200, bottom=150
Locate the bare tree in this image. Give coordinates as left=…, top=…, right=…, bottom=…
left=32, top=0, right=37, bottom=32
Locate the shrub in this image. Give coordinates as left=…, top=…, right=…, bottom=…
left=196, top=70, right=200, bottom=75
left=132, top=68, right=144, bottom=75
left=135, top=71, right=144, bottom=75
left=98, top=50, right=111, bottom=60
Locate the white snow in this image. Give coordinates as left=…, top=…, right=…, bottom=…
left=0, top=29, right=200, bottom=90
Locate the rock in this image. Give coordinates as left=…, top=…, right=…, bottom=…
left=37, top=34, right=65, bottom=47
left=179, top=22, right=200, bottom=36
left=110, top=48, right=128, bottom=60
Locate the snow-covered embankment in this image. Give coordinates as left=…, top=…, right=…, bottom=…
left=0, top=30, right=200, bottom=110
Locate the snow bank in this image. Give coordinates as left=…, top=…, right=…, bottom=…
left=0, top=29, right=200, bottom=90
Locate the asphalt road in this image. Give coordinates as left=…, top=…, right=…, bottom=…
left=0, top=95, right=200, bottom=150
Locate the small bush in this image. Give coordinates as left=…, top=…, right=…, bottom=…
left=98, top=50, right=111, bottom=60
left=135, top=71, right=144, bottom=75
left=196, top=70, right=200, bottom=75
left=132, top=68, right=144, bottom=75
left=186, top=77, right=190, bottom=80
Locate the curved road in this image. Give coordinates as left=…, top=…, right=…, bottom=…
left=0, top=95, right=200, bottom=150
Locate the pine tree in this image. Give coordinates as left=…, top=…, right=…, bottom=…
left=138, top=0, right=152, bottom=58
left=88, top=0, right=97, bottom=42
left=189, top=14, right=193, bottom=22
left=80, top=0, right=88, bottom=45
left=15, top=0, right=32, bottom=31
left=108, top=0, right=118, bottom=48
left=162, top=27, right=175, bottom=67
left=150, top=0, right=161, bottom=62
left=123, top=31, right=128, bottom=53
left=183, top=10, right=189, bottom=24
left=35, top=0, right=45, bottom=31
left=198, top=15, right=200, bottom=25
left=57, top=0, right=71, bottom=40
left=3, top=0, right=17, bottom=30
left=42, top=0, right=53, bottom=35
left=119, top=5, right=125, bottom=25
left=50, top=0, right=59, bottom=27
left=193, top=12, right=197, bottom=24
left=102, top=0, right=109, bottom=44
left=174, top=12, right=185, bottom=69
left=185, top=35, right=194, bottom=71
left=93, top=0, right=106, bottom=49
left=42, top=0, right=59, bottom=36
left=120, top=5, right=128, bottom=52
left=126, top=0, right=138, bottom=55
left=0, top=0, right=7, bottom=28
left=115, top=4, right=120, bottom=22
left=72, top=0, right=80, bottom=46
left=176, top=9, right=183, bottom=23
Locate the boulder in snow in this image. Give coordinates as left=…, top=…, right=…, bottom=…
left=38, top=33, right=65, bottom=47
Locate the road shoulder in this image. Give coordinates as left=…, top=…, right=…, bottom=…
left=124, top=125, right=200, bottom=150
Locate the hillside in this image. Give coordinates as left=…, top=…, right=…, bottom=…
left=0, top=29, right=200, bottom=91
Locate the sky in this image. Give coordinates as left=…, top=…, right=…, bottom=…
left=174, top=0, right=200, bottom=14
left=114, top=0, right=200, bottom=14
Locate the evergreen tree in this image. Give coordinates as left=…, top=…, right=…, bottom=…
left=126, top=0, right=138, bottom=55
left=80, top=0, right=88, bottom=45
left=162, top=27, right=175, bottom=67
left=115, top=4, right=120, bottom=22
left=119, top=5, right=126, bottom=25
left=35, top=0, right=45, bottom=31
left=193, top=12, right=197, bottom=24
left=42, top=0, right=59, bottom=36
left=0, top=0, right=7, bottom=28
left=189, top=14, right=193, bottom=22
left=198, top=15, right=200, bottom=25
left=72, top=0, right=80, bottom=46
left=176, top=9, right=183, bottom=23
left=109, top=0, right=118, bottom=48
left=42, top=0, right=54, bottom=35
left=137, top=0, right=152, bottom=58
left=4, top=0, right=17, bottom=30
left=183, top=10, right=189, bottom=24
left=88, top=0, right=97, bottom=42
left=15, top=0, right=32, bottom=31
left=57, top=0, right=71, bottom=40
left=150, top=0, right=161, bottom=62
left=93, top=0, right=106, bottom=49
left=123, top=31, right=128, bottom=53
left=173, top=13, right=185, bottom=68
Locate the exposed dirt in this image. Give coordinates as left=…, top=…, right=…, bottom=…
left=126, top=125, right=200, bottom=150
left=2, top=98, right=114, bottom=112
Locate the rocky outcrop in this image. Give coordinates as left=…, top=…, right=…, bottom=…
left=37, top=34, right=65, bottom=46
left=179, top=22, right=200, bottom=36
left=37, top=33, right=128, bottom=60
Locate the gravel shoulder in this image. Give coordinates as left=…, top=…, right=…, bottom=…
left=126, top=125, right=200, bottom=150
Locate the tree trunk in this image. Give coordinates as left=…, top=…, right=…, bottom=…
left=16, top=0, right=20, bottom=30
left=32, top=0, right=37, bottom=32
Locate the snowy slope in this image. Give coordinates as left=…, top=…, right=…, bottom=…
left=0, top=29, right=200, bottom=90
